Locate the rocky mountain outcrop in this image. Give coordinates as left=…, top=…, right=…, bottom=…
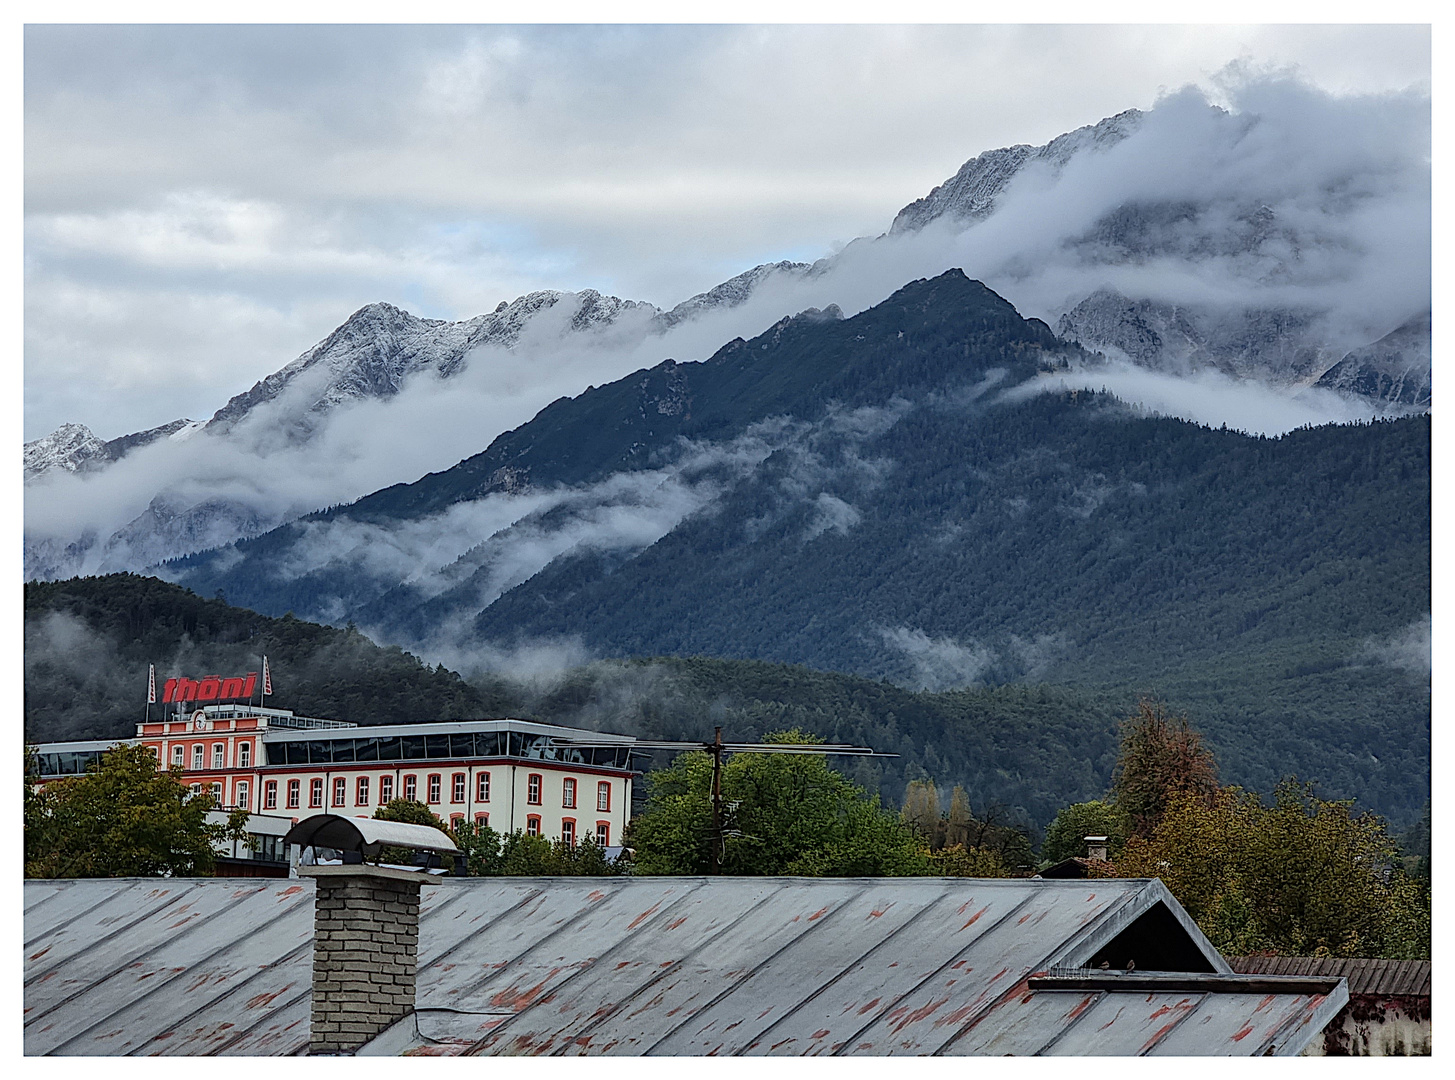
left=1315, top=312, right=1432, bottom=409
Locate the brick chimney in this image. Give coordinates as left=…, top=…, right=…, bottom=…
left=1084, top=835, right=1109, bottom=862
left=300, top=865, right=423, bottom=1055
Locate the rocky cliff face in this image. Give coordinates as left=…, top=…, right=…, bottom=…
left=890, top=109, right=1144, bottom=234
left=1315, top=312, right=1432, bottom=409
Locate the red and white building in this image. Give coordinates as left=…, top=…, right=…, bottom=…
left=33, top=703, right=637, bottom=849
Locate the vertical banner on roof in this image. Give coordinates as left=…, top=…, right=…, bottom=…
left=147, top=663, right=156, bottom=704
left=263, top=655, right=272, bottom=696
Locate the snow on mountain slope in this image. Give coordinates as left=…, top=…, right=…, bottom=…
left=24, top=80, right=1429, bottom=582
left=890, top=109, right=1144, bottom=234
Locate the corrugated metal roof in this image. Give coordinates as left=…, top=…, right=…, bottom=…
left=25, top=876, right=1347, bottom=1057
left=1227, top=955, right=1430, bottom=998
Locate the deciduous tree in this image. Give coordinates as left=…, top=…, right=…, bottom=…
left=24, top=743, right=246, bottom=878
left=1111, top=698, right=1219, bottom=836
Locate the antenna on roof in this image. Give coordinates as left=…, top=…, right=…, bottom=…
left=549, top=729, right=895, bottom=875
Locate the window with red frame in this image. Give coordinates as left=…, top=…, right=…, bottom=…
left=333, top=777, right=347, bottom=806
left=238, top=742, right=251, bottom=768
left=562, top=778, right=577, bottom=808
left=212, top=743, right=225, bottom=770
left=452, top=773, right=465, bottom=803
left=427, top=774, right=441, bottom=804
left=379, top=775, right=393, bottom=802
left=287, top=779, right=300, bottom=808
left=477, top=771, right=490, bottom=802
left=595, top=822, right=610, bottom=846
left=309, top=778, right=324, bottom=808
left=450, top=813, right=463, bottom=828
left=597, top=781, right=611, bottom=811
left=475, top=812, right=489, bottom=825
left=192, top=744, right=204, bottom=770
left=356, top=776, right=370, bottom=805
left=561, top=818, right=576, bottom=846
left=264, top=780, right=278, bottom=809
left=404, top=774, right=417, bottom=801
left=527, top=773, right=542, bottom=805
left=526, top=815, right=541, bottom=837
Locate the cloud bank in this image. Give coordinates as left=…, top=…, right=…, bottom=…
left=24, top=71, right=1430, bottom=581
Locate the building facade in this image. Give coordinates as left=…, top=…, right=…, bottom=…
left=32, top=704, right=637, bottom=848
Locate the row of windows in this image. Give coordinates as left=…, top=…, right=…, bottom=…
left=522, top=816, right=610, bottom=847
left=32, top=736, right=632, bottom=777
left=257, top=772, right=613, bottom=812
left=167, top=741, right=252, bottom=771
left=265, top=732, right=632, bottom=769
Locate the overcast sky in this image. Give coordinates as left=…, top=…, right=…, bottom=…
left=23, top=21, right=1432, bottom=441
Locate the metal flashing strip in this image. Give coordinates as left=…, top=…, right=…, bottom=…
left=1028, top=972, right=1345, bottom=996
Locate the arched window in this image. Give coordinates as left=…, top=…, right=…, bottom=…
left=527, top=773, right=542, bottom=805
left=212, top=744, right=225, bottom=770
left=595, top=821, right=610, bottom=846
left=561, top=818, right=576, bottom=846
left=427, top=774, right=441, bottom=804
left=404, top=774, right=417, bottom=801
left=264, top=780, right=278, bottom=809
left=526, top=815, right=541, bottom=837
left=356, top=776, right=370, bottom=805
left=172, top=745, right=185, bottom=767
left=192, top=744, right=204, bottom=770
left=238, top=742, right=251, bottom=768
left=477, top=772, right=490, bottom=802
left=236, top=780, right=250, bottom=809
left=597, top=781, right=611, bottom=811
left=310, top=778, right=324, bottom=808
left=379, top=775, right=393, bottom=803
left=452, top=773, right=466, bottom=803
left=287, top=779, right=300, bottom=808
left=562, top=778, right=577, bottom=808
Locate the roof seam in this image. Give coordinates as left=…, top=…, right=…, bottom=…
left=25, top=882, right=205, bottom=992
left=44, top=885, right=308, bottom=1054
left=460, top=879, right=712, bottom=1055
left=639, top=882, right=878, bottom=1057
left=827, top=887, right=1042, bottom=1057
left=1029, top=989, right=1107, bottom=1056
left=737, top=885, right=971, bottom=1055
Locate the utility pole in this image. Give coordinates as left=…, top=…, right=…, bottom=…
left=547, top=732, right=894, bottom=878
left=710, top=727, right=724, bottom=875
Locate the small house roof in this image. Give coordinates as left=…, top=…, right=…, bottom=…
left=1227, top=955, right=1430, bottom=998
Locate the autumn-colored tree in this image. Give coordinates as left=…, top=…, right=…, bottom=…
left=1111, top=698, right=1219, bottom=836
left=24, top=743, right=247, bottom=878
left=926, top=843, right=1010, bottom=878
left=901, top=778, right=943, bottom=844
left=1116, top=781, right=1429, bottom=959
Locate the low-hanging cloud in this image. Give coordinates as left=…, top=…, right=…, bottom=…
left=24, top=70, right=1429, bottom=581
left=1356, top=615, right=1431, bottom=679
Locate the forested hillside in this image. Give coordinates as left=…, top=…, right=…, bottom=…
left=24, top=575, right=510, bottom=740
left=152, top=271, right=1428, bottom=825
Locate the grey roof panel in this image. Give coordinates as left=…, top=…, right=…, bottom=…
left=26, top=876, right=1345, bottom=1057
